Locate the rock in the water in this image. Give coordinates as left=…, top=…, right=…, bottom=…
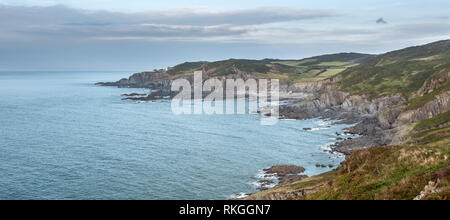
left=121, top=93, right=147, bottom=97
left=122, top=90, right=174, bottom=101
left=263, top=165, right=306, bottom=177
left=315, top=164, right=327, bottom=168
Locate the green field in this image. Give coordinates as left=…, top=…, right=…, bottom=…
left=163, top=53, right=374, bottom=83
left=316, top=61, right=350, bottom=66
left=318, top=68, right=346, bottom=77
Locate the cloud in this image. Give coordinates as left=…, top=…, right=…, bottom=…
left=234, top=22, right=450, bottom=46
left=1, top=4, right=448, bottom=46
left=0, top=4, right=336, bottom=41
left=0, top=4, right=449, bottom=63
left=376, top=18, right=387, bottom=24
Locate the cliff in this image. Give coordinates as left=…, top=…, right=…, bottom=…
left=97, top=40, right=450, bottom=200
left=279, top=40, right=450, bottom=154
left=97, top=40, right=449, bottom=157
left=246, top=40, right=450, bottom=200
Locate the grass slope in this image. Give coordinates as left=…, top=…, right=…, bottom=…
left=307, top=132, right=449, bottom=200
left=251, top=112, right=450, bottom=200
left=337, top=40, right=450, bottom=98
left=413, top=110, right=450, bottom=132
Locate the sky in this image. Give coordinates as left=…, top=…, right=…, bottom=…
left=0, top=0, right=449, bottom=71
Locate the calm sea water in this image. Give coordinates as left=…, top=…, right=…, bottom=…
left=0, top=71, right=347, bottom=200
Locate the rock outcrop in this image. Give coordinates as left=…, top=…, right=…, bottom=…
left=96, top=70, right=172, bottom=89
left=256, top=165, right=308, bottom=191
left=280, top=71, right=449, bottom=155
left=397, top=91, right=450, bottom=123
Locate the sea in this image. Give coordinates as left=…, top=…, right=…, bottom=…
left=0, top=71, right=349, bottom=200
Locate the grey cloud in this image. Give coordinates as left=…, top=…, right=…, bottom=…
left=436, top=16, right=449, bottom=20
left=133, top=7, right=337, bottom=26
left=334, top=23, right=450, bottom=44
left=393, top=23, right=450, bottom=35
left=239, top=22, right=450, bottom=46
left=1, top=4, right=448, bottom=52
left=0, top=4, right=335, bottom=41
left=17, top=23, right=250, bottom=41
left=376, top=18, right=387, bottom=24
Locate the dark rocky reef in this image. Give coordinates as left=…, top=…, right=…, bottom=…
left=256, top=165, right=308, bottom=191
left=121, top=93, right=147, bottom=97
left=263, top=165, right=306, bottom=176
left=121, top=90, right=175, bottom=101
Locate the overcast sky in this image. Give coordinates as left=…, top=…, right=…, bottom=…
left=0, top=0, right=449, bottom=70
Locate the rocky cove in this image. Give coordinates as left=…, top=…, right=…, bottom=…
left=98, top=74, right=449, bottom=198
left=95, top=72, right=396, bottom=194
left=97, top=69, right=448, bottom=157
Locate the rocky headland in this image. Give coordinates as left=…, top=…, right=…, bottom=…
left=97, top=40, right=450, bottom=200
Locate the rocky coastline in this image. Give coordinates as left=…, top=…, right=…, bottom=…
left=99, top=77, right=408, bottom=157
left=96, top=41, right=450, bottom=199
left=95, top=72, right=405, bottom=188
left=97, top=72, right=449, bottom=196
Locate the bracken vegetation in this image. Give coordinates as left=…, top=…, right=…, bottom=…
left=307, top=133, right=449, bottom=200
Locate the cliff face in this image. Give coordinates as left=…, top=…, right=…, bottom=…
left=280, top=74, right=448, bottom=154
left=281, top=81, right=406, bottom=120
left=397, top=71, right=450, bottom=124
left=279, top=40, right=450, bottom=154
left=115, top=71, right=171, bottom=88
left=398, top=92, right=450, bottom=123
left=280, top=81, right=410, bottom=154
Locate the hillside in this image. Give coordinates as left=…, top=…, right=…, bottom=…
left=168, top=53, right=374, bottom=83
left=337, top=40, right=450, bottom=99
left=96, top=53, right=374, bottom=88
left=247, top=111, right=450, bottom=200
left=247, top=40, right=450, bottom=200
left=97, top=40, right=450, bottom=200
